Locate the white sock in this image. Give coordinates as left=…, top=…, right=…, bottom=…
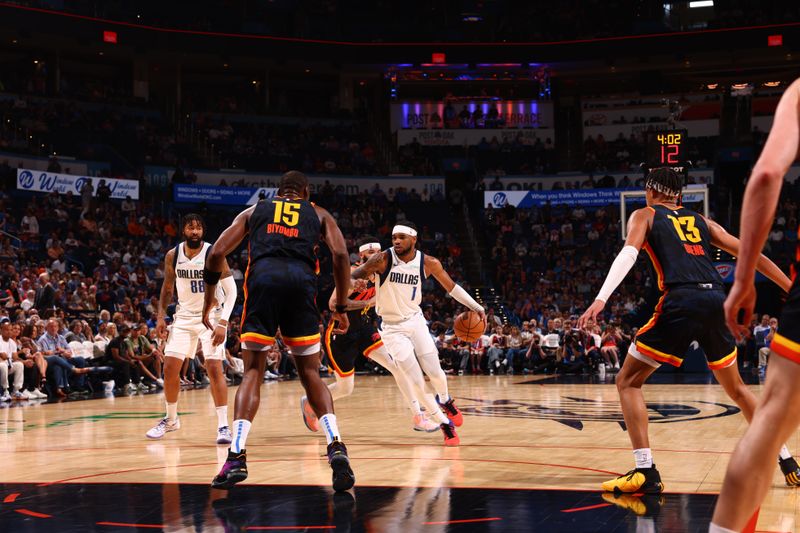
left=319, top=414, right=341, bottom=445
left=166, top=402, right=178, bottom=422
left=230, top=419, right=251, bottom=453
left=708, top=523, right=737, bottom=533
left=216, top=406, right=228, bottom=429
left=634, top=448, right=653, bottom=469
left=780, top=445, right=792, bottom=460
left=409, top=399, right=422, bottom=416
left=428, top=407, right=449, bottom=425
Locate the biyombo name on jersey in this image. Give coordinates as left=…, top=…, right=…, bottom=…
left=389, top=272, right=420, bottom=285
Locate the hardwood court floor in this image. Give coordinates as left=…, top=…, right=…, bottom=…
left=1, top=374, right=799, bottom=532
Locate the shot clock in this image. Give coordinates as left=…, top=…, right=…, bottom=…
left=645, top=129, right=688, bottom=167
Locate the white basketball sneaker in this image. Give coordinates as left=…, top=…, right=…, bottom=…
left=413, top=414, right=440, bottom=433
left=217, top=426, right=233, bottom=445
left=146, top=417, right=181, bottom=439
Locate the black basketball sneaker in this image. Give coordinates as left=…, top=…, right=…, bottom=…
left=327, top=439, right=355, bottom=492
left=211, top=449, right=249, bottom=489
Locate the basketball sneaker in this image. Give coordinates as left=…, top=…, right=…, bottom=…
left=300, top=396, right=319, bottom=432
left=602, top=465, right=664, bottom=494
left=217, top=426, right=232, bottom=445
left=211, top=449, right=248, bottom=489
left=436, top=395, right=463, bottom=427
left=779, top=457, right=800, bottom=486
left=327, top=439, right=355, bottom=492
left=440, top=422, right=460, bottom=446
left=145, top=417, right=181, bottom=439
left=412, top=414, right=440, bottom=433
left=601, top=492, right=665, bottom=516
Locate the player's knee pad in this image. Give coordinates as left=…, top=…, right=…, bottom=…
left=628, top=344, right=661, bottom=369
left=288, top=343, right=321, bottom=357
left=337, top=375, right=355, bottom=396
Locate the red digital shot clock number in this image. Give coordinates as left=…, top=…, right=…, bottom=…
left=646, top=129, right=687, bottom=167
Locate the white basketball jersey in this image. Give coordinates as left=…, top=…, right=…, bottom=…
left=375, top=248, right=425, bottom=323
left=174, top=241, right=222, bottom=319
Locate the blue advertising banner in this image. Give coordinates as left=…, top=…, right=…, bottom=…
left=17, top=169, right=139, bottom=200
left=485, top=188, right=706, bottom=208
left=485, top=188, right=638, bottom=208
left=173, top=184, right=278, bottom=205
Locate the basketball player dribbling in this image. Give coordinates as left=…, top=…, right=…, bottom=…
left=351, top=222, right=487, bottom=446
left=203, top=171, right=355, bottom=492
left=300, top=235, right=441, bottom=435
left=711, top=79, right=800, bottom=533
left=578, top=167, right=800, bottom=497
left=146, top=214, right=238, bottom=444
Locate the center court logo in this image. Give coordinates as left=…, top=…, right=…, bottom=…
left=457, top=396, right=740, bottom=431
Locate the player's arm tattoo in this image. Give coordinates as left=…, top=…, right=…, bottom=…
left=158, top=248, right=176, bottom=320
left=351, top=251, right=387, bottom=280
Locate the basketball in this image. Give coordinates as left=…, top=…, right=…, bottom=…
left=454, top=311, right=486, bottom=342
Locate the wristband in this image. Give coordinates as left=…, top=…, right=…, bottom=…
left=335, top=304, right=347, bottom=314
left=203, top=268, right=222, bottom=286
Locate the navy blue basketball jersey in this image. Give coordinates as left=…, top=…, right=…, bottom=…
left=248, top=197, right=321, bottom=271
left=642, top=204, right=723, bottom=290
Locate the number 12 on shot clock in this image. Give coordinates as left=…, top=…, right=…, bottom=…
left=646, top=129, right=687, bottom=167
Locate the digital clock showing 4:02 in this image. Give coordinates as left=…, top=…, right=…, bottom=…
left=645, top=129, right=688, bottom=167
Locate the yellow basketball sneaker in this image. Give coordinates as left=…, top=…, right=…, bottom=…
left=601, top=465, right=664, bottom=494
left=779, top=457, right=800, bottom=487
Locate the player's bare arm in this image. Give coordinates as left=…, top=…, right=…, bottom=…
left=327, top=287, right=374, bottom=312
left=425, top=254, right=486, bottom=320
left=156, top=247, right=177, bottom=336
left=351, top=250, right=388, bottom=280
left=316, top=204, right=351, bottom=334
left=202, top=205, right=254, bottom=331
left=578, top=207, right=654, bottom=328
left=704, top=216, right=792, bottom=292
left=725, top=79, right=800, bottom=337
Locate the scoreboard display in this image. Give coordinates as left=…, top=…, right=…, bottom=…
left=645, top=129, right=688, bottom=167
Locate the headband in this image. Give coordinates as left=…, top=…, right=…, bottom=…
left=358, top=242, right=381, bottom=253
left=392, top=225, right=417, bottom=237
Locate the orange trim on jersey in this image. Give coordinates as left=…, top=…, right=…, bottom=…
left=363, top=339, right=384, bottom=358
left=707, top=348, right=737, bottom=370
left=637, top=290, right=668, bottom=337
left=240, top=242, right=251, bottom=331
left=324, top=321, right=352, bottom=377
left=241, top=332, right=275, bottom=346
left=283, top=333, right=321, bottom=347
left=642, top=242, right=665, bottom=291
left=635, top=340, right=683, bottom=367
left=771, top=334, right=800, bottom=365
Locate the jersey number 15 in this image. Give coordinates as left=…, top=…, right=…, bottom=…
left=273, top=200, right=300, bottom=227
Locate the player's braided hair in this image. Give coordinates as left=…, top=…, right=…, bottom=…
left=645, top=167, right=682, bottom=198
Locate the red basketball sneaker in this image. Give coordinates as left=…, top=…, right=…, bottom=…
left=436, top=395, right=463, bottom=427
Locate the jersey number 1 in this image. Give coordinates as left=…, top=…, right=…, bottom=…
left=273, top=200, right=300, bottom=227
left=411, top=286, right=417, bottom=300
left=667, top=215, right=701, bottom=243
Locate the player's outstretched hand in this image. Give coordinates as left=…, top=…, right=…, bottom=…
left=578, top=300, right=605, bottom=330
left=477, top=308, right=487, bottom=322
left=332, top=312, right=350, bottom=335
left=724, top=279, right=756, bottom=342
